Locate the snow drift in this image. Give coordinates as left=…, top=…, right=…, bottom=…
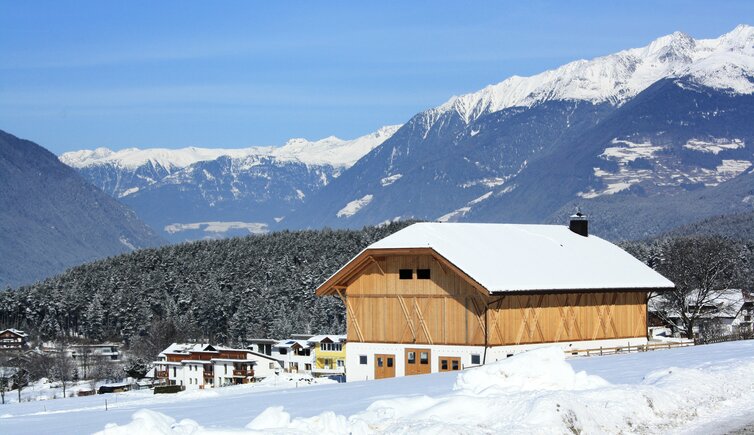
left=96, top=345, right=754, bottom=434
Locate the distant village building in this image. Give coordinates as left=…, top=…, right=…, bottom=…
left=247, top=338, right=277, bottom=356
left=308, top=335, right=346, bottom=377
left=153, top=343, right=282, bottom=389
left=272, top=339, right=314, bottom=374
left=651, top=289, right=754, bottom=337
left=315, top=219, right=675, bottom=381
left=0, top=329, right=28, bottom=351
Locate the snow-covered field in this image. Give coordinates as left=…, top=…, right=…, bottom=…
left=1, top=341, right=753, bottom=434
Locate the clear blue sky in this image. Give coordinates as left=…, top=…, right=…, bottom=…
left=1, top=1, right=752, bottom=154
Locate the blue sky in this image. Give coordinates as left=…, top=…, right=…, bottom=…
left=1, top=1, right=752, bottom=154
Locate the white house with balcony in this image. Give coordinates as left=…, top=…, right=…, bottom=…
left=153, top=343, right=283, bottom=389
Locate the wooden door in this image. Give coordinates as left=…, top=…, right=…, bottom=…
left=405, top=348, right=431, bottom=376
left=439, top=356, right=461, bottom=372
left=374, top=354, right=395, bottom=379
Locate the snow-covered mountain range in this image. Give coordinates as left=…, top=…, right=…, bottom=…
left=431, top=24, right=754, bottom=125
left=61, top=126, right=400, bottom=241
left=61, top=125, right=401, bottom=173
left=284, top=25, right=754, bottom=238
left=63, top=25, right=754, bottom=241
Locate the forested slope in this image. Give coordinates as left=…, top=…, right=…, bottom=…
left=0, top=222, right=412, bottom=345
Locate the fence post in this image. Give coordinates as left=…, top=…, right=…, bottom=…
left=599, top=346, right=602, bottom=356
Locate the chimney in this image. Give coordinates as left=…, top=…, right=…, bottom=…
left=569, top=212, right=588, bottom=237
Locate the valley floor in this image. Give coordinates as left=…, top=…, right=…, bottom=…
left=0, top=341, right=753, bottom=434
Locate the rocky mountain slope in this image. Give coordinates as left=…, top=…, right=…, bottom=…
left=0, top=130, right=164, bottom=288
left=284, top=25, right=754, bottom=238
left=61, top=126, right=400, bottom=242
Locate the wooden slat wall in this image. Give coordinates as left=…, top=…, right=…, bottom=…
left=343, top=255, right=647, bottom=346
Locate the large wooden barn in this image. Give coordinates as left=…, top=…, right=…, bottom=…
left=315, top=217, right=675, bottom=381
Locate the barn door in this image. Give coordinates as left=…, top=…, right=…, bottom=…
left=439, top=356, right=461, bottom=372
left=374, top=354, right=395, bottom=379
left=405, top=348, right=431, bottom=376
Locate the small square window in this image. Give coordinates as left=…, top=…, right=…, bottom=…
left=420, top=352, right=429, bottom=364
left=399, top=269, right=413, bottom=280
left=417, top=269, right=431, bottom=279
left=452, top=360, right=459, bottom=370
left=387, top=357, right=394, bottom=368
left=359, top=355, right=367, bottom=365
left=471, top=354, right=480, bottom=365
left=377, top=357, right=383, bottom=367
left=441, top=360, right=448, bottom=370
left=407, top=351, right=416, bottom=364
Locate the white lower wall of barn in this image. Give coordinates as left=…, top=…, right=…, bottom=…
left=346, top=337, right=648, bottom=382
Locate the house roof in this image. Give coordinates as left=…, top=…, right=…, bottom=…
left=273, top=339, right=312, bottom=349
left=0, top=328, right=27, bottom=337
left=307, top=335, right=346, bottom=344
left=317, top=222, right=675, bottom=295
left=159, top=343, right=217, bottom=357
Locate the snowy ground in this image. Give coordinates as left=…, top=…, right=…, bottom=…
left=0, top=341, right=752, bottom=434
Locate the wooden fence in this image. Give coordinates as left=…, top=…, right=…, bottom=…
left=694, top=330, right=754, bottom=345
left=565, top=340, right=694, bottom=357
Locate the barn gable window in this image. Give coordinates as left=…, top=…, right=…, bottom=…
left=399, top=269, right=413, bottom=280
left=417, top=269, right=431, bottom=279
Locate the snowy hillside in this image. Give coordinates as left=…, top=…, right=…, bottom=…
left=1, top=341, right=753, bottom=434
left=433, top=24, right=754, bottom=125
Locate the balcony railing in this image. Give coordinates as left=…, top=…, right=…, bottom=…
left=203, top=372, right=214, bottom=379
left=155, top=371, right=169, bottom=378
left=233, top=369, right=252, bottom=377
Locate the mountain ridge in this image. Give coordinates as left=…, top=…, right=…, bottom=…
left=0, top=129, right=164, bottom=288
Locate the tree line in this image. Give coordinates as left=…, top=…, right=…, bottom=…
left=0, top=222, right=413, bottom=360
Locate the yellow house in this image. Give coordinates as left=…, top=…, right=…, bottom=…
left=309, top=335, right=346, bottom=377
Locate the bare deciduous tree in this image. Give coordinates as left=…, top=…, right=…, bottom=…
left=50, top=343, right=76, bottom=398
left=654, top=236, right=747, bottom=339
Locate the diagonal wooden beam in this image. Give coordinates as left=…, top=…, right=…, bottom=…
left=414, top=297, right=433, bottom=345
left=335, top=288, right=364, bottom=342
left=467, top=297, right=487, bottom=342
left=397, top=296, right=417, bottom=342
left=367, top=256, right=385, bottom=275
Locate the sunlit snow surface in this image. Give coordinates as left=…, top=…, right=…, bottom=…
left=1, top=341, right=753, bottom=434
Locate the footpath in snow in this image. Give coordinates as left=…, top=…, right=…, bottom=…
left=1, top=341, right=753, bottom=434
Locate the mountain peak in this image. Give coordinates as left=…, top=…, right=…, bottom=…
left=434, top=25, right=754, bottom=124
left=61, top=125, right=402, bottom=171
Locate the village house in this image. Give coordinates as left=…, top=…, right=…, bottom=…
left=153, top=343, right=283, bottom=389
left=315, top=218, right=675, bottom=380
left=0, top=329, right=28, bottom=351
left=650, top=289, right=754, bottom=337
left=308, top=335, right=346, bottom=377
left=247, top=338, right=277, bottom=356
left=271, top=338, right=314, bottom=374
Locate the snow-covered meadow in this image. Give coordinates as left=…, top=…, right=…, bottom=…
left=1, top=341, right=753, bottom=434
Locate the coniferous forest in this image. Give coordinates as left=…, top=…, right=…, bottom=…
left=0, top=222, right=413, bottom=348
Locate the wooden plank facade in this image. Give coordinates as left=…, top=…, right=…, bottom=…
left=327, top=252, right=647, bottom=346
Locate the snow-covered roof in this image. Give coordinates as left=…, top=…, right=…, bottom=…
left=159, top=343, right=217, bottom=357
left=307, top=335, right=346, bottom=344
left=273, top=339, right=312, bottom=349
left=0, top=328, right=28, bottom=337
left=323, top=222, right=674, bottom=294
left=651, top=289, right=753, bottom=319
